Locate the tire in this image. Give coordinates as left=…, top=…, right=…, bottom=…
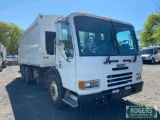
left=21, top=66, right=25, bottom=81
left=0, top=67, right=2, bottom=72
left=36, top=70, right=43, bottom=85
left=24, top=67, right=33, bottom=84
left=150, top=58, right=155, bottom=64
left=48, top=73, right=66, bottom=108
left=35, top=77, right=41, bottom=85
left=2, top=61, right=6, bottom=68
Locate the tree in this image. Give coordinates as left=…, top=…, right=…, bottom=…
left=140, top=13, right=160, bottom=46
left=0, top=21, right=22, bottom=55
left=9, top=23, right=23, bottom=55
left=0, top=21, right=11, bottom=48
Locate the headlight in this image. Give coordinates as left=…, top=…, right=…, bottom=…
left=78, top=79, right=100, bottom=90
left=136, top=73, right=141, bottom=80
left=147, top=55, right=152, bottom=59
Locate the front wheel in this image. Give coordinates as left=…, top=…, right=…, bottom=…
left=48, top=74, right=66, bottom=108
left=2, top=61, right=6, bottom=68
left=150, top=58, right=155, bottom=64
left=0, top=67, right=2, bottom=72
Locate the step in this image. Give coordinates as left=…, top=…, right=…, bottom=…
left=62, top=97, right=78, bottom=108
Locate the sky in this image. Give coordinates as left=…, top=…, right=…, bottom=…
left=0, top=0, right=159, bottom=31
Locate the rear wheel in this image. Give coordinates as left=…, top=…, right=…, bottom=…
left=24, top=67, right=33, bottom=84
left=21, top=66, right=25, bottom=81
left=48, top=73, right=66, bottom=108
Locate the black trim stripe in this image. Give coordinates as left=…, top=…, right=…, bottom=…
left=107, top=72, right=132, bottom=78
left=112, top=67, right=128, bottom=71
left=108, top=80, right=132, bottom=87
left=107, top=76, right=132, bottom=83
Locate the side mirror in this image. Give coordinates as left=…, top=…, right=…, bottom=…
left=55, top=21, right=68, bottom=41
left=55, top=22, right=63, bottom=41
left=154, top=50, right=158, bottom=54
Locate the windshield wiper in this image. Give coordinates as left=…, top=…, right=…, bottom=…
left=132, top=54, right=137, bottom=62
left=103, top=43, right=119, bottom=64
left=123, top=52, right=137, bottom=63
left=104, top=57, right=119, bottom=64
left=123, top=51, right=137, bottom=63
left=123, top=59, right=132, bottom=63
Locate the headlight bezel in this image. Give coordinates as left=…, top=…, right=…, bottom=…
left=147, top=55, right=152, bottom=60
left=78, top=79, right=100, bottom=90
left=136, top=73, right=141, bottom=80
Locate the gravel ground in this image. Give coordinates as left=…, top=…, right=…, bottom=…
left=0, top=65, right=160, bottom=120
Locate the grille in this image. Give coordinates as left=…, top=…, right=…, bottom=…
left=107, top=72, right=133, bottom=87
left=142, top=57, right=146, bottom=60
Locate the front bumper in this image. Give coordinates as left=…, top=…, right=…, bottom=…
left=142, top=60, right=151, bottom=62
left=78, top=82, right=143, bottom=108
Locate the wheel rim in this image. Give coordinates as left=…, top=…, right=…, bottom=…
left=50, top=81, right=58, bottom=101
left=152, top=59, right=154, bottom=63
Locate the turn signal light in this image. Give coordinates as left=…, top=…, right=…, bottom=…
left=78, top=81, right=85, bottom=90
left=102, top=16, right=106, bottom=20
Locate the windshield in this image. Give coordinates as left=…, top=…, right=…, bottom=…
left=113, top=23, right=138, bottom=55
left=141, top=49, right=153, bottom=54
left=74, top=16, right=139, bottom=56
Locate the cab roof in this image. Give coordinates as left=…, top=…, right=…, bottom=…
left=66, top=12, right=133, bottom=27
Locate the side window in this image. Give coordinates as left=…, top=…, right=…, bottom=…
left=61, top=21, right=74, bottom=58
left=154, top=49, right=158, bottom=54
left=45, top=31, right=56, bottom=55
left=79, top=31, right=95, bottom=47
left=79, top=31, right=97, bottom=53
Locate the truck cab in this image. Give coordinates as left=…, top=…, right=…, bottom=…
left=55, top=12, right=143, bottom=107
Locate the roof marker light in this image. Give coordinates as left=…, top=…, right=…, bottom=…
left=109, top=18, right=113, bottom=21
left=82, top=12, right=87, bottom=15
left=115, top=20, right=119, bottom=22
left=102, top=16, right=107, bottom=20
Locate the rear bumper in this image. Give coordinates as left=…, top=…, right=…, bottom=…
left=78, top=82, right=143, bottom=108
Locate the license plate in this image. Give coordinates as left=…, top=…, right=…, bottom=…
left=125, top=86, right=131, bottom=90
left=112, top=89, right=119, bottom=93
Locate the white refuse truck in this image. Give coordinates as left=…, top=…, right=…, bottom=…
left=19, top=12, right=143, bottom=108
left=0, top=43, right=7, bottom=69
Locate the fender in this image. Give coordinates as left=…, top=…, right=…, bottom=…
left=45, top=66, right=63, bottom=88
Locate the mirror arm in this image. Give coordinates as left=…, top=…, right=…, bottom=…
left=58, top=49, right=70, bottom=63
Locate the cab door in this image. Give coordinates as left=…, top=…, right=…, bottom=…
left=158, top=49, right=160, bottom=61
left=154, top=48, right=159, bottom=62
left=56, top=20, right=76, bottom=92
left=155, top=48, right=160, bottom=62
